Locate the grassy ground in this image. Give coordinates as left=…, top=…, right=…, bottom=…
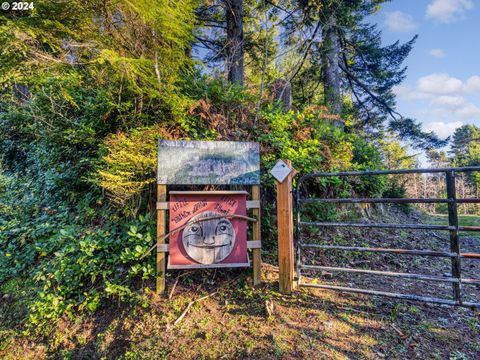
left=1, top=264, right=479, bottom=360
left=425, top=213, right=480, bottom=238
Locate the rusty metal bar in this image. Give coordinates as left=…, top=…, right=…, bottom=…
left=461, top=253, right=480, bottom=259
left=301, top=197, right=452, bottom=204
left=298, top=166, right=480, bottom=181
left=300, top=264, right=459, bottom=283
left=459, top=226, right=480, bottom=232
left=457, top=198, right=480, bottom=203
left=300, top=244, right=456, bottom=257
left=300, top=221, right=454, bottom=231
left=300, top=198, right=480, bottom=204
left=462, top=301, right=480, bottom=307
left=299, top=283, right=480, bottom=308
left=461, top=278, right=480, bottom=285
left=446, top=170, right=462, bottom=303
left=296, top=166, right=480, bottom=308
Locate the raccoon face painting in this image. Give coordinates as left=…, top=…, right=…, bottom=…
left=182, top=211, right=235, bottom=264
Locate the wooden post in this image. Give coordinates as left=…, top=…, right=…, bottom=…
left=276, top=160, right=295, bottom=294
left=251, top=185, right=262, bottom=286
left=156, top=184, right=167, bottom=294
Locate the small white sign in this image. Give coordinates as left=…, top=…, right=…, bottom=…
left=270, top=160, right=292, bottom=183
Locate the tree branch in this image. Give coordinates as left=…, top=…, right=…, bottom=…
left=289, top=20, right=321, bottom=83
left=338, top=60, right=402, bottom=120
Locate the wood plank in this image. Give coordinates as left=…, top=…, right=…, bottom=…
left=157, top=200, right=260, bottom=210
left=156, top=202, right=169, bottom=210
left=251, top=185, right=262, bottom=286
left=247, top=200, right=260, bottom=209
left=276, top=160, right=295, bottom=294
left=247, top=240, right=262, bottom=249
left=169, top=190, right=249, bottom=195
left=157, top=244, right=170, bottom=252
left=167, top=256, right=250, bottom=269
left=156, top=184, right=167, bottom=294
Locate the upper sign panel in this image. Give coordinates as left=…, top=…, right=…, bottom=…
left=157, top=140, right=260, bottom=185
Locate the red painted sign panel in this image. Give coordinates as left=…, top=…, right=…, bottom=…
left=167, top=191, right=249, bottom=269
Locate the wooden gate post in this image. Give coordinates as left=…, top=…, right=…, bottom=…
left=251, top=185, right=262, bottom=286
left=156, top=184, right=167, bottom=294
left=275, top=160, right=296, bottom=294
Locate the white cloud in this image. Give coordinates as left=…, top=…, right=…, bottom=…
left=429, top=95, right=480, bottom=120
left=424, top=121, right=463, bottom=137
left=394, top=72, right=480, bottom=141
left=429, top=48, right=446, bottom=58
left=430, top=95, right=466, bottom=107
left=465, top=76, right=480, bottom=93
left=393, top=85, right=432, bottom=101
left=396, top=74, right=480, bottom=104
left=417, top=73, right=463, bottom=94
left=405, top=74, right=480, bottom=96
left=455, top=103, right=480, bottom=118
left=384, top=11, right=418, bottom=32
left=426, top=0, right=474, bottom=23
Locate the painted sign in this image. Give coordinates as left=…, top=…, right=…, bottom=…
left=157, top=140, right=260, bottom=185
left=167, top=191, right=249, bottom=269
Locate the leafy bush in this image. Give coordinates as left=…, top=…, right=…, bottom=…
left=258, top=106, right=385, bottom=197
left=94, top=126, right=172, bottom=216
left=34, top=217, right=152, bottom=310
left=260, top=105, right=355, bottom=176
left=0, top=60, right=391, bottom=332
left=10, top=209, right=154, bottom=329
left=1, top=161, right=156, bottom=329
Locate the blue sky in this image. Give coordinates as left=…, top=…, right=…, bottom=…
left=371, top=0, right=480, bottom=142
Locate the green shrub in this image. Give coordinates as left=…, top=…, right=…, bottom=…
left=260, top=105, right=355, bottom=177
left=94, top=126, right=172, bottom=216
left=28, top=214, right=155, bottom=329
left=0, top=70, right=390, bottom=331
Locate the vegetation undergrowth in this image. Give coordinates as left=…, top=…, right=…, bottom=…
left=0, top=0, right=478, bottom=349
left=0, top=76, right=392, bottom=333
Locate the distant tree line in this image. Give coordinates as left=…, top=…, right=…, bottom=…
left=405, top=124, right=480, bottom=214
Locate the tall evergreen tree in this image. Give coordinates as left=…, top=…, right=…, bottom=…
left=321, top=5, right=343, bottom=118
left=449, top=124, right=480, bottom=167
left=426, top=149, right=449, bottom=168
left=195, top=0, right=277, bottom=87
left=194, top=0, right=245, bottom=85
left=0, top=0, right=196, bottom=193
left=282, top=0, right=445, bottom=148
left=225, top=0, right=245, bottom=86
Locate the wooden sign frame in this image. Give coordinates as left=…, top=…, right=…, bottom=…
left=155, top=140, right=262, bottom=294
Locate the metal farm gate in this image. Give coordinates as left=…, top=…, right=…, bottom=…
left=295, top=167, right=480, bottom=308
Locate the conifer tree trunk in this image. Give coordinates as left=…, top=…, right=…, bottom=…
left=322, top=14, right=342, bottom=126
left=225, top=0, right=244, bottom=87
